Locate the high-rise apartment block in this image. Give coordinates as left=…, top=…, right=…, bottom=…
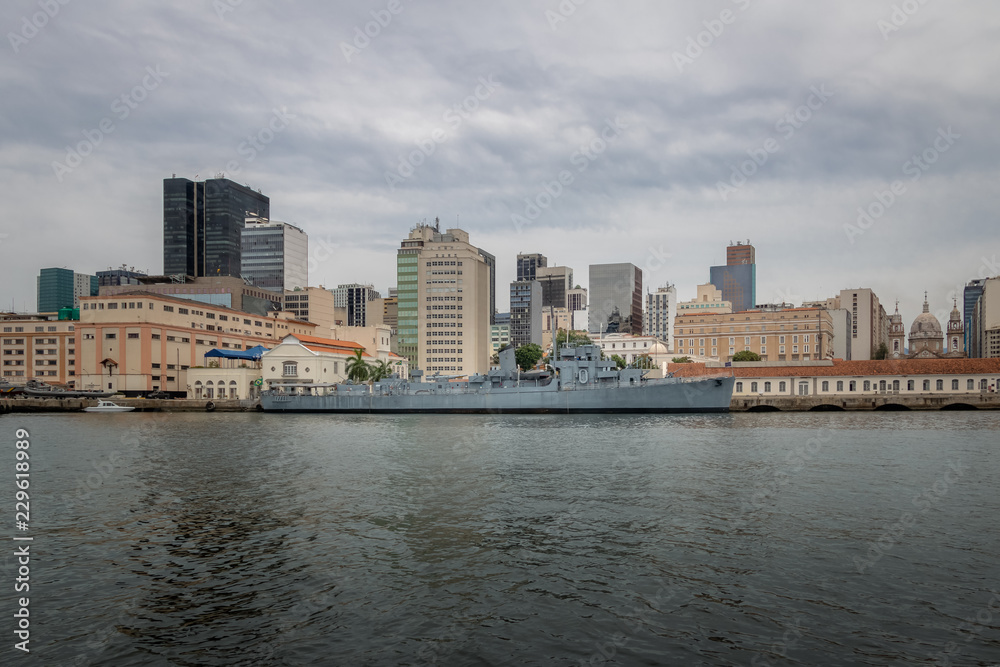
left=516, top=253, right=547, bottom=281
left=163, top=176, right=269, bottom=278
left=97, top=267, right=148, bottom=287
left=830, top=288, right=889, bottom=360
left=37, top=267, right=98, bottom=313
left=644, top=284, right=677, bottom=350
left=509, top=280, right=541, bottom=348
left=396, top=224, right=491, bottom=375
left=588, top=263, right=642, bottom=336
left=241, top=217, right=308, bottom=292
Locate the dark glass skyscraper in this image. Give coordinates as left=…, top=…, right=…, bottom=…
left=163, top=177, right=269, bottom=277
left=588, top=263, right=642, bottom=335
left=964, top=279, right=986, bottom=357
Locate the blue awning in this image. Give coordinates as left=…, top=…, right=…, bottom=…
left=204, top=345, right=269, bottom=360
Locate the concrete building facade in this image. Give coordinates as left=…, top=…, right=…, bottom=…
left=644, top=284, right=676, bottom=351
left=395, top=224, right=491, bottom=376
left=675, top=307, right=835, bottom=362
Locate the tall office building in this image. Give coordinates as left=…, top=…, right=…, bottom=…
left=163, top=176, right=269, bottom=278
left=396, top=223, right=491, bottom=375
left=536, top=266, right=573, bottom=309
left=965, top=279, right=986, bottom=357
left=240, top=217, right=308, bottom=292
left=37, top=268, right=97, bottom=312
left=588, top=263, right=642, bottom=336
left=709, top=241, right=756, bottom=314
left=509, top=280, right=542, bottom=347
left=977, top=277, right=1000, bottom=359
left=644, top=284, right=677, bottom=350
left=516, top=253, right=547, bottom=281
left=478, top=248, right=496, bottom=324
left=346, top=284, right=381, bottom=327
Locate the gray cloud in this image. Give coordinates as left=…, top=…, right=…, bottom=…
left=1, top=0, right=998, bottom=324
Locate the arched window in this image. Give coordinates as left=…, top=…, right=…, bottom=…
left=779, top=381, right=787, bottom=392
left=194, top=380, right=203, bottom=399
left=892, top=380, right=899, bottom=391
left=735, top=382, right=743, bottom=393
left=764, top=381, right=772, bottom=392
left=879, top=380, right=886, bottom=392
left=907, top=380, right=914, bottom=391
left=821, top=381, right=829, bottom=392
left=923, top=380, right=930, bottom=391
left=849, top=381, right=856, bottom=392
left=863, top=380, right=871, bottom=391
left=936, top=379, right=943, bottom=391
left=751, top=381, right=758, bottom=393
left=952, top=379, right=959, bottom=390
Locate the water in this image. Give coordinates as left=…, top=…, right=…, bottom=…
left=4, top=411, right=1000, bottom=666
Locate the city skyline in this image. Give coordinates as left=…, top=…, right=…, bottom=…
left=1, top=2, right=998, bottom=330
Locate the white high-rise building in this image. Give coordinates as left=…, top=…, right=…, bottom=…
left=644, top=284, right=676, bottom=351
left=240, top=217, right=308, bottom=293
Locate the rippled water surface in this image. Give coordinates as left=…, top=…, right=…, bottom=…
left=6, top=411, right=1000, bottom=665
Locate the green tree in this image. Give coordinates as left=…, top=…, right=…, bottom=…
left=369, top=359, right=392, bottom=381
left=610, top=354, right=627, bottom=370
left=732, top=350, right=762, bottom=362
left=671, top=356, right=693, bottom=364
left=345, top=349, right=370, bottom=382
left=515, top=343, right=544, bottom=371
left=873, top=342, right=889, bottom=360
left=555, top=329, right=593, bottom=348
left=490, top=352, right=500, bottom=365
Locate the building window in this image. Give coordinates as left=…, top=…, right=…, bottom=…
left=836, top=380, right=843, bottom=392
left=863, top=380, right=871, bottom=391
left=764, top=381, right=772, bottom=392
left=779, top=381, right=786, bottom=392
left=951, top=379, right=959, bottom=391
left=127, top=333, right=139, bottom=339
left=936, top=379, right=943, bottom=391
left=907, top=380, right=914, bottom=391
left=968, top=379, right=975, bottom=390
left=735, top=381, right=743, bottom=393
left=922, top=379, right=930, bottom=391
left=981, top=379, right=988, bottom=390
left=821, top=381, right=829, bottom=392
left=105, top=333, right=116, bottom=339
left=283, top=362, right=297, bottom=377
left=892, top=380, right=899, bottom=391
left=751, top=381, right=758, bottom=393
left=849, top=381, right=856, bottom=392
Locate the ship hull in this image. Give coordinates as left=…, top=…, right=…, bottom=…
left=260, top=376, right=734, bottom=414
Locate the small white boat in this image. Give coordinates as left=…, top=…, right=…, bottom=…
left=83, top=400, right=135, bottom=413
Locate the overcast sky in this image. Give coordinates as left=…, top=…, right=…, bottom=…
left=2, top=0, right=998, bottom=327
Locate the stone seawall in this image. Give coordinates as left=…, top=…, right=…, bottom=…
left=0, top=398, right=258, bottom=413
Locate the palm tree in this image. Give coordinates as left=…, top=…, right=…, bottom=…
left=369, top=359, right=392, bottom=381
left=345, top=349, right=370, bottom=383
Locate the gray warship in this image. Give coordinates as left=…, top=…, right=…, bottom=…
left=260, top=344, right=734, bottom=413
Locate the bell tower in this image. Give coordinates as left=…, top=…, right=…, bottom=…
left=946, top=298, right=965, bottom=356
left=888, top=300, right=905, bottom=359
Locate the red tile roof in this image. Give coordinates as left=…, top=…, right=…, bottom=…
left=668, top=358, right=1000, bottom=378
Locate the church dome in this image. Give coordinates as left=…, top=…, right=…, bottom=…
left=649, top=341, right=669, bottom=356
left=909, top=296, right=942, bottom=340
